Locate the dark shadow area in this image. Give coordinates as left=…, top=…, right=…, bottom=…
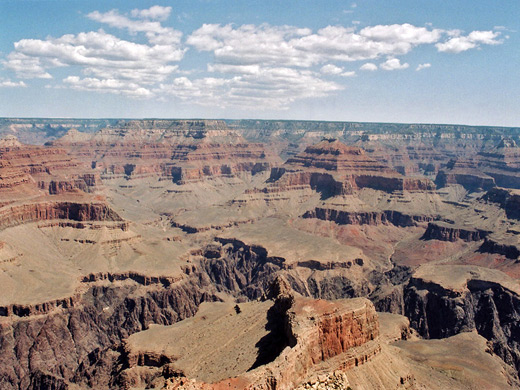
left=248, top=297, right=295, bottom=371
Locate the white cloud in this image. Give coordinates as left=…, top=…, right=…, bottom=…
left=321, top=64, right=344, bottom=75
left=2, top=7, right=186, bottom=96
left=87, top=9, right=182, bottom=45
left=208, top=64, right=261, bottom=75
left=320, top=64, right=355, bottom=77
left=156, top=68, right=342, bottom=109
left=187, top=23, right=444, bottom=67
left=64, top=76, right=153, bottom=98
left=380, top=58, right=409, bottom=71
left=0, top=78, right=27, bottom=88
left=416, top=63, right=431, bottom=71
left=360, top=23, right=441, bottom=45
left=3, top=52, right=52, bottom=79
left=130, top=5, right=172, bottom=21
left=8, top=31, right=184, bottom=82
left=188, top=24, right=316, bottom=67
left=436, top=30, right=502, bottom=53
left=1, top=9, right=507, bottom=110
left=360, top=62, right=377, bottom=71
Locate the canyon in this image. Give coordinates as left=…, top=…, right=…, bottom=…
left=0, top=118, right=519, bottom=389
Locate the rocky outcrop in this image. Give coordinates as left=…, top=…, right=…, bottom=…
left=479, top=238, right=520, bottom=260
left=0, top=139, right=97, bottom=194
left=403, top=266, right=520, bottom=375
left=0, top=275, right=218, bottom=390
left=0, top=201, right=122, bottom=230
left=122, top=279, right=380, bottom=390
left=422, top=222, right=489, bottom=242
left=258, top=139, right=435, bottom=201
left=303, top=207, right=435, bottom=227
left=198, top=238, right=370, bottom=300
left=50, top=123, right=279, bottom=182
left=81, top=271, right=184, bottom=288
left=481, top=187, right=520, bottom=220
left=435, top=169, right=496, bottom=191
left=435, top=138, right=520, bottom=191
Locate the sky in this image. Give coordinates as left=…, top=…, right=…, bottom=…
left=0, top=0, right=518, bottom=126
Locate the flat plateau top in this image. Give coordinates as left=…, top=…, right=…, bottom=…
left=219, top=217, right=365, bottom=266
left=413, top=264, right=520, bottom=295
left=127, top=300, right=273, bottom=383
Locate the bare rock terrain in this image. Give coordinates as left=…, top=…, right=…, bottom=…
left=0, top=120, right=520, bottom=389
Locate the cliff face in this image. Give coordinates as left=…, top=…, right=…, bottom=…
left=303, top=207, right=435, bottom=227
left=247, top=139, right=435, bottom=205
left=0, top=201, right=122, bottom=230
left=481, top=187, right=520, bottom=220
left=0, top=275, right=218, bottom=390
left=121, top=278, right=380, bottom=390
left=50, top=124, right=279, bottom=182
left=480, top=238, right=520, bottom=260
left=422, top=222, right=489, bottom=242
left=403, top=269, right=520, bottom=375
left=436, top=139, right=520, bottom=191
left=0, top=141, right=98, bottom=195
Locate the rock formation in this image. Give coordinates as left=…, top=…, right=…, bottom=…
left=1, top=119, right=520, bottom=390
left=268, top=139, right=435, bottom=196
left=436, top=138, right=520, bottom=191
left=0, top=137, right=99, bottom=196
left=121, top=278, right=380, bottom=390
left=403, top=265, right=520, bottom=374
left=49, top=121, right=280, bottom=182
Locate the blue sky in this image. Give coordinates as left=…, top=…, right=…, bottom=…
left=0, top=0, right=518, bottom=126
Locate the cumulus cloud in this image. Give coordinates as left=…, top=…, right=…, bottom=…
left=64, top=75, right=153, bottom=97
left=156, top=68, right=342, bottom=109
left=320, top=64, right=356, bottom=77
left=0, top=7, right=506, bottom=109
left=2, top=7, right=186, bottom=97
left=188, top=24, right=316, bottom=67
left=416, top=63, right=431, bottom=71
left=7, top=31, right=184, bottom=84
left=187, top=23, right=445, bottom=67
left=4, top=52, right=52, bottom=79
left=130, top=5, right=172, bottom=21
left=436, top=30, right=502, bottom=53
left=321, top=64, right=344, bottom=75
left=380, top=58, right=409, bottom=71
left=0, top=78, right=27, bottom=88
left=360, top=62, right=377, bottom=71
left=87, top=8, right=182, bottom=45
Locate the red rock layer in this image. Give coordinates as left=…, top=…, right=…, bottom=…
left=263, top=139, right=435, bottom=196
left=50, top=125, right=279, bottom=181
left=0, top=201, right=122, bottom=230
left=0, top=141, right=99, bottom=195
left=158, top=295, right=380, bottom=390
left=436, top=139, right=520, bottom=190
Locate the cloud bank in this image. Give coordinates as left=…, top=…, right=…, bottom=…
left=1, top=5, right=505, bottom=109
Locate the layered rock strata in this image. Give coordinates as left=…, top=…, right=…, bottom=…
left=247, top=139, right=435, bottom=207
left=422, top=221, right=490, bottom=242
left=0, top=137, right=99, bottom=195
left=49, top=122, right=279, bottom=182
left=403, top=265, right=520, bottom=375
left=122, top=278, right=380, bottom=390
left=481, top=187, right=520, bottom=220
left=436, top=138, right=520, bottom=191
left=303, top=207, right=436, bottom=227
